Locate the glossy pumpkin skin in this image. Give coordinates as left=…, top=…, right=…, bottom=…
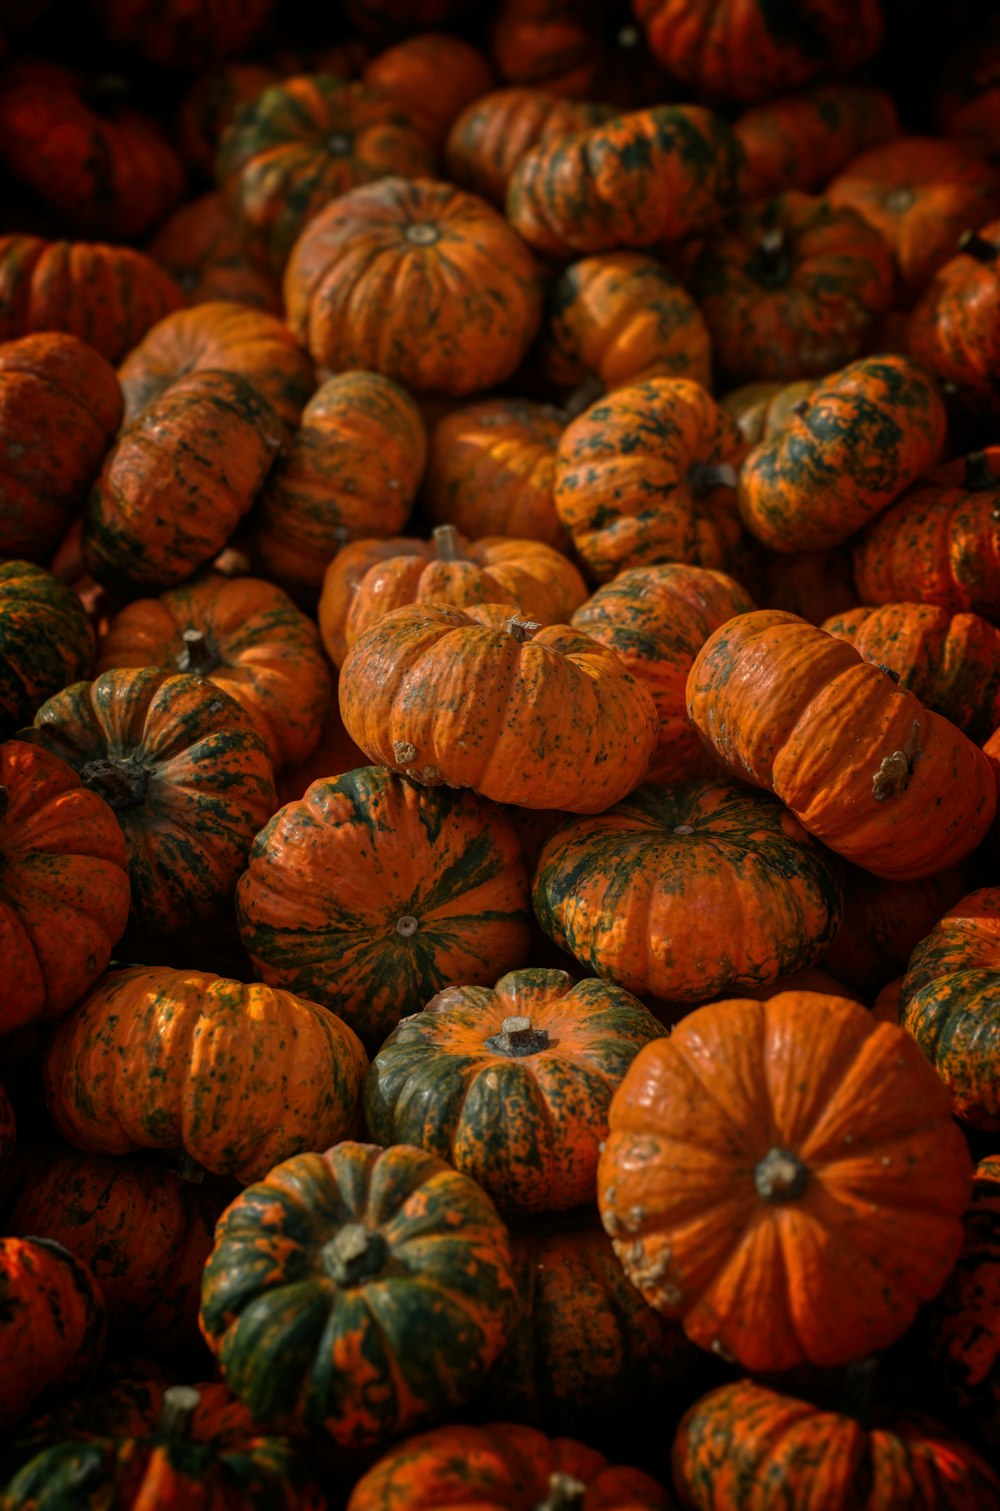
left=908, top=219, right=1000, bottom=411
left=44, top=966, right=367, bottom=1183
left=444, top=88, right=613, bottom=206
left=672, top=1380, right=1000, bottom=1510
left=691, top=194, right=894, bottom=386
left=20, top=667, right=275, bottom=935
left=92, top=0, right=275, bottom=68
left=146, top=191, right=281, bottom=313
left=363, top=33, right=494, bottom=148
left=821, top=863, right=971, bottom=996
left=0, top=1237, right=108, bottom=1430
left=236, top=765, right=532, bottom=1052
left=686, top=609, right=996, bottom=880
left=0, top=234, right=184, bottom=364
left=734, top=84, right=900, bottom=202
left=600, top=991, right=973, bottom=1372
left=95, top=573, right=332, bottom=771
left=84, top=369, right=282, bottom=597
left=533, top=780, right=842, bottom=1004
left=554, top=378, right=747, bottom=584
left=285, top=175, right=543, bottom=398
left=571, top=564, right=755, bottom=784
left=0, top=562, right=94, bottom=738
left=339, top=604, right=659, bottom=813
left=199, top=1141, right=518, bottom=1445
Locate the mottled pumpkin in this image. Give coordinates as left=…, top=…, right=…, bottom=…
left=686, top=610, right=996, bottom=879
left=44, top=966, right=366, bottom=1182
left=672, top=1379, right=1000, bottom=1510
left=0, top=561, right=94, bottom=738
left=554, top=378, right=747, bottom=583
left=600, top=991, right=972, bottom=1370
left=821, top=863, right=971, bottom=996
left=363, top=32, right=493, bottom=148
left=236, top=765, right=532, bottom=1051
left=146, top=191, right=281, bottom=313
left=908, top=220, right=1000, bottom=412
left=199, top=1141, right=517, bottom=1444
left=445, top=88, right=613, bottom=206
left=285, top=175, right=542, bottom=398
left=0, top=1236, right=107, bottom=1430
left=735, top=84, right=900, bottom=202
left=176, top=61, right=278, bottom=179
left=20, top=667, right=275, bottom=935
left=92, top=0, right=275, bottom=68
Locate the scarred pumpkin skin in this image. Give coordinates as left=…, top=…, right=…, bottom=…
left=146, top=191, right=281, bottom=313
left=821, top=863, right=971, bottom=996
left=672, top=1380, right=1000, bottom=1510
left=0, top=562, right=94, bottom=738
left=737, top=355, right=947, bottom=553
left=19, top=667, right=275, bottom=935
left=554, top=379, right=747, bottom=583
left=92, top=0, right=275, bottom=69
left=44, top=966, right=367, bottom=1183
left=445, top=88, right=613, bottom=205
left=199, top=1141, right=518, bottom=1445
left=686, top=609, right=996, bottom=880
left=908, top=220, right=1000, bottom=412
left=363, top=32, right=494, bottom=148
left=599, top=991, right=973, bottom=1372
left=236, top=765, right=532, bottom=1052
left=285, top=176, right=543, bottom=398
left=0, top=1236, right=107, bottom=1430
left=734, top=84, right=900, bottom=202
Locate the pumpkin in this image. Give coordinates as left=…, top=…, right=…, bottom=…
left=553, top=378, right=747, bottom=584
left=0, top=234, right=183, bottom=364
left=0, top=738, right=129, bottom=1035
left=92, top=0, right=275, bottom=68
left=0, top=561, right=94, bottom=738
left=176, top=62, right=278, bottom=180
left=490, top=0, right=600, bottom=94
left=199, top=1140, right=517, bottom=1444
left=734, top=84, right=900, bottom=202
left=19, top=667, right=275, bottom=935
left=719, top=376, right=821, bottom=448
left=0, top=1236, right=107, bottom=1430
left=273, top=698, right=367, bottom=807
left=937, top=34, right=1000, bottom=154
left=599, top=990, right=973, bottom=1371
left=821, top=863, right=971, bottom=996
left=445, top=88, right=613, bottom=206
left=236, top=764, right=532, bottom=1051
left=284, top=175, right=543, bottom=398
left=686, top=609, right=996, bottom=879
left=95, top=573, right=331, bottom=771
left=254, top=370, right=427, bottom=600
left=505, top=104, right=743, bottom=262
left=339, top=604, right=659, bottom=813
left=691, top=194, right=894, bottom=386
left=761, top=545, right=858, bottom=625
left=146, top=192, right=281, bottom=313
left=363, top=33, right=494, bottom=148
left=672, top=1379, right=1000, bottom=1510
left=84, top=369, right=282, bottom=597
left=44, top=966, right=367, bottom=1183
left=347, top=1422, right=672, bottom=1510
left=908, top=221, right=1000, bottom=412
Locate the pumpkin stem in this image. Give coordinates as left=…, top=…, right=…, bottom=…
left=484, top=1015, right=551, bottom=1058
left=747, top=224, right=794, bottom=289
left=840, top=1357, right=879, bottom=1428
left=323, top=1223, right=388, bottom=1286
left=395, top=914, right=419, bottom=937
left=964, top=450, right=999, bottom=492
left=0, top=785, right=7, bottom=822
left=959, top=229, right=999, bottom=264
left=687, top=462, right=739, bottom=495
left=405, top=222, right=441, bottom=246
left=754, top=1147, right=810, bottom=1203
left=432, top=525, right=464, bottom=562
left=505, top=618, right=542, bottom=643
left=872, top=720, right=922, bottom=802
left=159, top=1386, right=201, bottom=1440
left=536, top=1472, right=588, bottom=1510
left=176, top=628, right=217, bottom=675
left=79, top=757, right=149, bottom=811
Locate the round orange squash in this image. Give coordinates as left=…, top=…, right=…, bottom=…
left=445, top=87, right=613, bottom=206
left=0, top=1236, right=107, bottom=1430
left=908, top=220, right=1000, bottom=413
left=362, top=32, right=494, bottom=148
left=145, top=191, right=280, bottom=313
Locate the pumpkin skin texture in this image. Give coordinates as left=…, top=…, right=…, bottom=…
left=236, top=765, right=532, bottom=1052
left=686, top=609, right=996, bottom=880
left=363, top=968, right=663, bottom=1214
left=199, top=1141, right=518, bottom=1445
left=737, top=354, right=947, bottom=553
left=44, top=966, right=367, bottom=1183
left=553, top=379, right=747, bottom=584
left=0, top=739, right=130, bottom=1035
left=821, top=863, right=971, bottom=997
left=570, top=564, right=755, bottom=784
left=92, top=0, right=275, bottom=69
left=908, top=220, right=1000, bottom=413
left=0, top=1236, right=107, bottom=1431
left=285, top=175, right=543, bottom=398
left=95, top=573, right=332, bottom=772
left=0, top=561, right=94, bottom=738
left=532, top=781, right=842, bottom=1004
left=146, top=191, right=281, bottom=314
left=671, top=1379, right=1000, bottom=1511
left=599, top=991, right=973, bottom=1372
left=19, top=667, right=275, bottom=936
left=363, top=33, right=494, bottom=148
left=734, top=84, right=900, bottom=203
left=445, top=88, right=613, bottom=206
left=339, top=604, right=659, bottom=813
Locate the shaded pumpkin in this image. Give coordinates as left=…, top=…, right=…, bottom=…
left=0, top=1236, right=107, bottom=1430
left=760, top=545, right=859, bottom=626
left=908, top=220, right=1000, bottom=413
left=91, top=0, right=275, bottom=68
left=444, top=88, right=613, bottom=206
left=821, top=862, right=971, bottom=997
left=175, top=61, right=278, bottom=179
left=236, top=764, right=532, bottom=1052
left=719, top=376, right=820, bottom=448
left=199, top=1141, right=517, bottom=1445
left=489, top=0, right=601, bottom=95
left=146, top=191, right=281, bottom=313
left=363, top=32, right=494, bottom=148
left=0, top=561, right=94, bottom=738
left=44, top=966, right=367, bottom=1183
left=937, top=34, right=1000, bottom=155
left=274, top=695, right=367, bottom=808
left=734, top=84, right=900, bottom=202
left=599, top=991, right=973, bottom=1371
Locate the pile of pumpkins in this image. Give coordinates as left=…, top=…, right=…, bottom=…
left=2, top=0, right=1000, bottom=1505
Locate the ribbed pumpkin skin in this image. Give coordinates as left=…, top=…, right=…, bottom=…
left=95, top=573, right=332, bottom=771
left=506, top=105, right=743, bottom=261
left=339, top=604, right=659, bottom=813
left=0, top=333, right=122, bottom=561
left=532, top=781, right=843, bottom=1003
left=599, top=992, right=973, bottom=1372
left=720, top=375, right=820, bottom=448
left=908, top=219, right=1000, bottom=411
left=734, top=84, right=899, bottom=201
left=672, top=1381, right=1000, bottom=1510
left=236, top=765, right=532, bottom=1052
left=347, top=1422, right=672, bottom=1510
left=686, top=609, right=996, bottom=879
left=0, top=562, right=94, bottom=738
left=199, top=1141, right=517, bottom=1445
left=146, top=191, right=281, bottom=313
left=44, top=966, right=367, bottom=1183
left=445, top=88, right=612, bottom=205
left=0, top=740, right=129, bottom=1034
left=364, top=969, right=663, bottom=1213
left=554, top=379, right=747, bottom=584
left=363, top=33, right=494, bottom=148
left=0, top=1237, right=107, bottom=1430
left=255, top=370, right=426, bottom=599
left=20, top=667, right=275, bottom=935
left=571, top=565, right=755, bottom=784
left=92, top=0, right=275, bottom=68
left=821, top=863, right=970, bottom=996
left=285, top=176, right=543, bottom=398
left=737, top=355, right=947, bottom=553
left=84, top=369, right=281, bottom=597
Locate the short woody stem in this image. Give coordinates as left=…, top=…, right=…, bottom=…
left=483, top=1015, right=550, bottom=1058
left=537, top=1473, right=588, bottom=1511
left=432, top=525, right=463, bottom=562
left=754, top=1147, right=809, bottom=1203
left=395, top=915, right=419, bottom=937
left=505, top=618, right=542, bottom=643
left=159, top=1386, right=201, bottom=1440
left=176, top=627, right=216, bottom=674
left=79, top=757, right=149, bottom=811
left=322, top=1223, right=387, bottom=1286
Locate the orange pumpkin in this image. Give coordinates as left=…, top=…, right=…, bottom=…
left=362, top=32, right=494, bottom=147
left=734, top=84, right=900, bottom=202
left=146, top=191, right=280, bottom=313
left=821, top=863, right=971, bottom=996
left=908, top=220, right=1000, bottom=412
left=720, top=375, right=821, bottom=448
left=761, top=545, right=859, bottom=625
left=274, top=696, right=367, bottom=807
left=175, top=61, right=278, bottom=179
left=0, top=1237, right=107, bottom=1430
left=445, top=88, right=613, bottom=206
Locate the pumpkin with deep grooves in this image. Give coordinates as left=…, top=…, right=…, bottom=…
left=0, top=562, right=95, bottom=739
left=0, top=1236, right=108, bottom=1430
left=362, top=32, right=494, bottom=148
left=445, top=88, right=613, bottom=205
